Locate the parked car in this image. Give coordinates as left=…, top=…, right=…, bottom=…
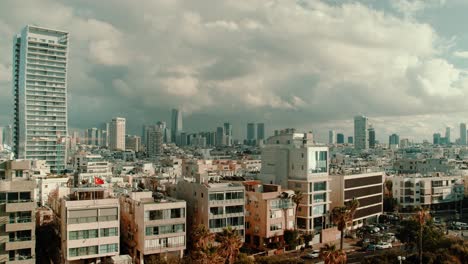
left=375, top=242, right=393, bottom=250
left=302, top=250, right=320, bottom=259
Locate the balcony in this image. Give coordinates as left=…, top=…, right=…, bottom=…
left=5, top=238, right=34, bottom=251
left=7, top=256, right=34, bottom=264
left=5, top=202, right=35, bottom=213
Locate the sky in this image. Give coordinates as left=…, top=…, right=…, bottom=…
left=2, top=0, right=468, bottom=143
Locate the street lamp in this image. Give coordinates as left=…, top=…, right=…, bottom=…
left=398, top=256, right=406, bottom=264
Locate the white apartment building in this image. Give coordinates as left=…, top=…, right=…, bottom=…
left=73, top=153, right=112, bottom=185
left=110, top=118, right=126, bottom=151
left=393, top=173, right=464, bottom=210
left=51, top=188, right=120, bottom=264
left=260, top=129, right=331, bottom=236
left=120, top=191, right=186, bottom=263
left=176, top=174, right=245, bottom=239
left=13, top=25, right=69, bottom=173
left=329, top=172, right=384, bottom=228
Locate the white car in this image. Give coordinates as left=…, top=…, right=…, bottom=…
left=375, top=242, right=392, bottom=249
left=303, top=250, right=320, bottom=259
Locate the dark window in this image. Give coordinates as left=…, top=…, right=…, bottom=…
left=345, top=185, right=382, bottom=200
left=344, top=175, right=382, bottom=189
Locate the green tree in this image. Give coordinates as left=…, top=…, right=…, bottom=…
left=415, top=208, right=430, bottom=264
left=190, top=225, right=224, bottom=264
left=319, top=243, right=347, bottom=264
left=215, top=226, right=243, bottom=264
left=283, top=229, right=301, bottom=250
left=331, top=198, right=359, bottom=250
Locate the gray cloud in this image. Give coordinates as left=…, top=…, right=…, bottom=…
left=1, top=0, right=468, bottom=142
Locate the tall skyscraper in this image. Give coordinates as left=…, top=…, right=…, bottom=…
left=433, top=133, right=441, bottom=145
left=3, top=125, right=13, bottom=147
left=328, top=130, right=336, bottom=144
left=460, top=123, right=467, bottom=145
left=389, top=133, right=400, bottom=147
left=336, top=133, right=345, bottom=144
left=247, top=123, right=256, bottom=142
left=224, top=122, right=233, bottom=146
left=257, top=123, right=265, bottom=142
left=368, top=127, right=376, bottom=148
left=354, top=115, right=369, bottom=150
left=171, top=109, right=183, bottom=144
left=109, top=117, right=126, bottom=150
left=445, top=127, right=451, bottom=144
left=13, top=25, right=69, bottom=172
left=86, top=127, right=98, bottom=146
left=216, top=127, right=225, bottom=147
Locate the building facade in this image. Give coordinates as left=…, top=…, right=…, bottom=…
left=243, top=182, right=295, bottom=250
left=0, top=160, right=36, bottom=264
left=13, top=25, right=69, bottom=173
left=120, top=191, right=186, bottom=263
left=171, top=109, right=182, bottom=144
left=329, top=172, right=384, bottom=228
left=354, top=116, right=368, bottom=150
left=110, top=117, right=126, bottom=151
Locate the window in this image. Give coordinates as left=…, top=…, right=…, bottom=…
left=99, top=243, right=118, bottom=254
left=99, top=208, right=118, bottom=221
left=313, top=182, right=327, bottom=192
left=69, top=246, right=98, bottom=257
left=270, top=210, right=282, bottom=219
left=270, top=223, right=282, bottom=231
left=146, top=224, right=185, bottom=236
left=209, top=218, right=226, bottom=229
left=210, top=207, right=224, bottom=215
left=226, top=216, right=244, bottom=227
left=209, top=192, right=224, bottom=201
left=225, top=205, right=243, bottom=214
left=15, top=170, right=23, bottom=177
left=312, top=205, right=326, bottom=215
left=100, top=227, right=118, bottom=237
left=225, top=191, right=244, bottom=200
left=69, top=229, right=98, bottom=240
left=313, top=193, right=326, bottom=203
left=307, top=149, right=328, bottom=173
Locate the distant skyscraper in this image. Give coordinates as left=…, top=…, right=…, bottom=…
left=216, top=127, right=225, bottom=147
left=247, top=123, right=256, bottom=142
left=433, top=133, right=441, bottom=145
left=125, top=135, right=141, bottom=152
left=257, top=123, right=265, bottom=142
left=368, top=127, right=376, bottom=148
left=460, top=123, right=467, bottom=145
left=147, top=129, right=163, bottom=158
left=171, top=109, right=183, bottom=144
left=86, top=128, right=98, bottom=146
left=337, top=133, right=345, bottom=144
left=328, top=130, right=336, bottom=144
left=348, top=136, right=353, bottom=144
left=0, top=127, right=3, bottom=150
left=354, top=115, right=368, bottom=150
left=389, top=133, right=400, bottom=147
left=13, top=25, right=69, bottom=172
left=109, top=117, right=126, bottom=150
left=445, top=127, right=451, bottom=144
left=224, top=123, right=233, bottom=146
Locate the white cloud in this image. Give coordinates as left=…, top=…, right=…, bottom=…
left=453, top=51, right=468, bottom=59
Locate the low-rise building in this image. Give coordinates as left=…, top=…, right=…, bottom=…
left=393, top=173, right=464, bottom=210
left=176, top=173, right=245, bottom=239
left=329, top=172, right=384, bottom=228
left=51, top=187, right=120, bottom=263
left=243, top=181, right=295, bottom=249
left=120, top=191, right=186, bottom=263
left=0, top=160, right=36, bottom=263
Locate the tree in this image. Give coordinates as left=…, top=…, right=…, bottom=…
left=415, top=208, right=431, bottom=264
left=216, top=226, right=243, bottom=264
left=302, top=232, right=314, bottom=248
left=319, top=243, right=347, bottom=264
left=291, top=190, right=303, bottom=229
left=190, top=225, right=224, bottom=264
left=283, top=229, right=301, bottom=250
left=331, top=198, right=359, bottom=250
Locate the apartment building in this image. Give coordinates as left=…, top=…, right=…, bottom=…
left=51, top=187, right=120, bottom=263
left=329, top=172, right=384, bottom=227
left=73, top=153, right=112, bottom=185
left=176, top=173, right=245, bottom=239
left=120, top=191, right=186, bottom=263
left=393, top=173, right=464, bottom=210
left=243, top=181, right=295, bottom=250
left=260, top=129, right=331, bottom=236
left=393, top=158, right=455, bottom=175
left=0, top=160, right=36, bottom=264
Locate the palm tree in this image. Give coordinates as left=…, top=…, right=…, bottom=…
left=216, top=226, right=243, bottom=264
left=190, top=225, right=224, bottom=264
left=331, top=198, right=359, bottom=250
left=292, top=190, right=303, bottom=229
left=415, top=207, right=431, bottom=264
left=319, top=243, right=347, bottom=264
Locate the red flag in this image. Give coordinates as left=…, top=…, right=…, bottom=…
left=94, top=176, right=104, bottom=185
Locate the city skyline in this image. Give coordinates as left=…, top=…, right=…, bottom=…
left=3, top=1, right=468, bottom=142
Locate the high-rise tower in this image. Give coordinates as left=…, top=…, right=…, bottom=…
left=109, top=117, right=126, bottom=150
left=171, top=109, right=183, bottom=144
left=354, top=115, right=368, bottom=150
left=460, top=123, right=466, bottom=145
left=13, top=25, right=69, bottom=173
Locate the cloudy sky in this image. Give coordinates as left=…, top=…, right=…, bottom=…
left=1, top=0, right=468, bottom=143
